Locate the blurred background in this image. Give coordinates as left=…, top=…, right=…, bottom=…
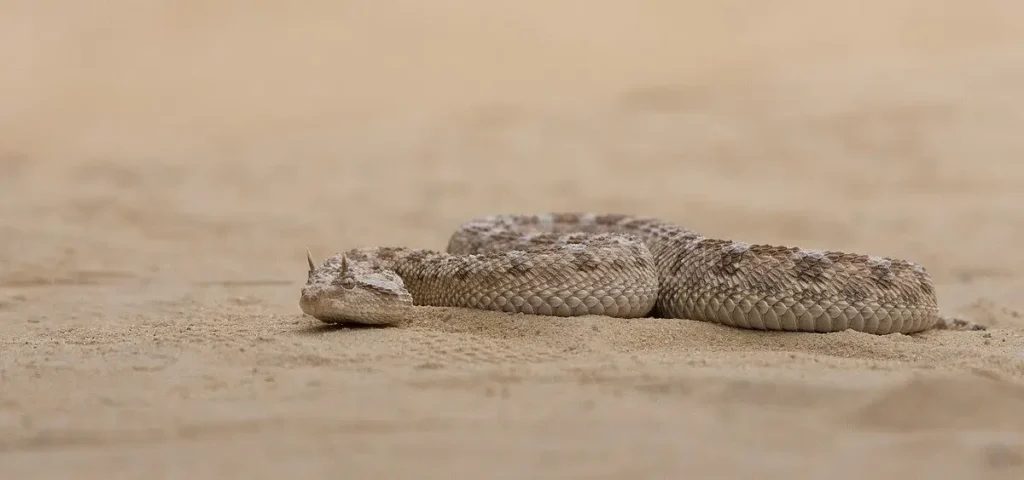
left=2, top=0, right=1023, bottom=307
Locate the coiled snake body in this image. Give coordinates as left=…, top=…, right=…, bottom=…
left=300, top=213, right=981, bottom=334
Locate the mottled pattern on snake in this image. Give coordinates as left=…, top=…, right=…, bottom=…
left=300, top=213, right=984, bottom=334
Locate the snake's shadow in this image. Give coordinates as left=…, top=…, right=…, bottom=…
left=293, top=322, right=393, bottom=336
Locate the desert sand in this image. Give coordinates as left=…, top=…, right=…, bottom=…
left=2, top=1, right=1024, bottom=478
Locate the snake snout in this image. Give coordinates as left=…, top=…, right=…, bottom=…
left=298, top=287, right=326, bottom=317
left=299, top=285, right=316, bottom=303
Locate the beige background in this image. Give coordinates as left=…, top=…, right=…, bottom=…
left=3, top=1, right=1024, bottom=478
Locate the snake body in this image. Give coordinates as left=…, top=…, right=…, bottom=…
left=300, top=213, right=980, bottom=334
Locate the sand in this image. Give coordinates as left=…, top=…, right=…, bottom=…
left=2, top=1, right=1024, bottom=478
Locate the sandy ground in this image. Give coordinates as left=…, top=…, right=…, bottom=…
left=3, top=1, right=1024, bottom=478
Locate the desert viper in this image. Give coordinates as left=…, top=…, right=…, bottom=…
left=300, top=213, right=983, bottom=334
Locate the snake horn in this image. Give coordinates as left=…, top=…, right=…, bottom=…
left=306, top=247, right=316, bottom=272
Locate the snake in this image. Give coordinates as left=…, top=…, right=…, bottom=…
left=299, top=213, right=983, bottom=334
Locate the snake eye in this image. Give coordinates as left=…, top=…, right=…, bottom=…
left=339, top=277, right=356, bottom=290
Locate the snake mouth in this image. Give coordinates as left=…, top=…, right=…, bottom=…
left=299, top=288, right=410, bottom=326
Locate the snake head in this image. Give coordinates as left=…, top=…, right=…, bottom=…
left=299, top=251, right=414, bottom=326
